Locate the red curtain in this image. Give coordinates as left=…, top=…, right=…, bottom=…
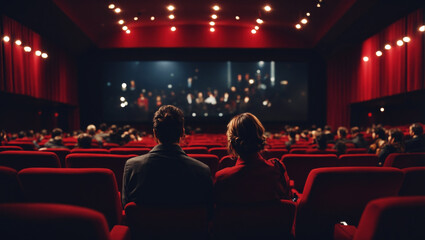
left=0, top=15, right=78, bottom=105
left=327, top=9, right=425, bottom=128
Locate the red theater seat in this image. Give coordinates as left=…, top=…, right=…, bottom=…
left=0, top=146, right=23, bottom=152
left=334, top=197, right=425, bottom=240
left=0, top=151, right=61, bottom=170
left=218, top=155, right=236, bottom=171
left=281, top=154, right=339, bottom=193
left=305, top=149, right=338, bottom=155
left=289, top=148, right=308, bottom=154
left=0, top=203, right=130, bottom=240
left=18, top=168, right=123, bottom=229
left=71, top=148, right=110, bottom=154
left=110, top=147, right=151, bottom=155
left=183, top=147, right=209, bottom=154
left=338, top=154, right=380, bottom=167
left=346, top=148, right=368, bottom=154
left=399, top=167, right=425, bottom=196
left=125, top=202, right=209, bottom=240
left=5, top=142, right=36, bottom=150
left=188, top=154, right=219, bottom=177
left=65, top=153, right=136, bottom=191
left=294, top=167, right=404, bottom=240
left=208, top=147, right=229, bottom=160
left=261, top=149, right=288, bottom=160
left=39, top=148, right=71, bottom=168
left=103, top=143, right=120, bottom=149
left=0, top=166, right=21, bottom=203
left=383, top=153, right=425, bottom=168
left=212, top=200, right=296, bottom=240
left=188, top=143, right=224, bottom=148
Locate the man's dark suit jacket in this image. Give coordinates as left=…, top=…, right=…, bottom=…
left=122, top=144, right=213, bottom=208
left=405, top=135, right=425, bottom=153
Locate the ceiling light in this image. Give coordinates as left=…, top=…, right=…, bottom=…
left=24, top=46, right=31, bottom=52
left=122, top=26, right=128, bottom=31
left=167, top=5, right=175, bottom=11
left=118, top=19, right=124, bottom=25
left=126, top=29, right=131, bottom=34
left=210, top=27, right=215, bottom=32
left=264, top=5, right=272, bottom=12
left=306, top=12, right=311, bottom=16
left=211, top=14, right=217, bottom=19
left=295, top=24, right=301, bottom=29
left=235, top=16, right=240, bottom=20
left=15, top=40, right=22, bottom=45
left=419, top=25, right=425, bottom=32
left=171, top=26, right=176, bottom=31
left=376, top=51, right=383, bottom=57
left=251, top=29, right=257, bottom=34
left=108, top=4, right=115, bottom=9
left=301, top=18, right=308, bottom=24
left=41, top=53, right=48, bottom=58
left=213, top=5, right=220, bottom=11
left=396, top=40, right=403, bottom=46
left=114, top=8, right=121, bottom=13
left=35, top=50, right=41, bottom=56
left=254, top=26, right=259, bottom=30
left=380, top=107, right=385, bottom=112
left=317, top=3, right=321, bottom=7
left=256, top=18, right=263, bottom=24
left=402, top=36, right=410, bottom=42
left=2, top=36, right=10, bottom=42
left=363, top=56, right=369, bottom=62
left=209, top=21, right=215, bottom=26
left=150, top=16, right=155, bottom=21
left=134, top=17, right=138, bottom=21
left=384, top=44, right=391, bottom=50
left=169, top=14, right=175, bottom=19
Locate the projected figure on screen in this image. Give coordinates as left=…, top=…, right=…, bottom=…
left=137, top=93, right=148, bottom=111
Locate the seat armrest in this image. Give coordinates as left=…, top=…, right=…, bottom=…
left=334, top=223, right=356, bottom=240
left=110, top=225, right=131, bottom=240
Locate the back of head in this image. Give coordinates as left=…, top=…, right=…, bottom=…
left=389, top=128, right=404, bottom=143
left=351, top=126, right=360, bottom=135
left=410, top=123, right=423, bottom=136
left=99, top=123, right=108, bottom=132
left=373, top=126, right=386, bottom=140
left=77, top=133, right=93, bottom=148
left=337, top=127, right=347, bottom=139
left=51, top=128, right=63, bottom=138
left=86, top=124, right=96, bottom=136
left=316, top=133, right=327, bottom=150
left=288, top=129, right=297, bottom=140
left=153, top=105, right=184, bottom=144
left=227, top=113, right=265, bottom=158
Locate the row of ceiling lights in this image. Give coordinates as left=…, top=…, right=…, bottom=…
left=295, top=0, right=323, bottom=30
left=108, top=3, right=131, bottom=34
left=1, top=35, right=48, bottom=58
left=362, top=25, right=425, bottom=62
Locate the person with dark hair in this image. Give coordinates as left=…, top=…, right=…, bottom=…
left=214, top=113, right=292, bottom=204
left=333, top=127, right=349, bottom=155
left=377, top=128, right=405, bottom=165
left=285, top=129, right=297, bottom=150
left=316, top=133, right=328, bottom=150
left=323, top=125, right=335, bottom=143
left=42, top=128, right=67, bottom=149
left=405, top=123, right=425, bottom=153
left=368, top=126, right=387, bottom=154
left=351, top=126, right=367, bottom=148
left=122, top=105, right=213, bottom=210
left=76, top=133, right=93, bottom=149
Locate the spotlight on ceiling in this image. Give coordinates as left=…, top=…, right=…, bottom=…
left=209, top=21, right=215, bottom=26
left=2, top=36, right=10, bottom=42
left=376, top=51, right=383, bottom=57
left=251, top=29, right=257, bottom=34
left=213, top=5, right=220, bottom=11
left=150, top=16, right=155, bottom=21
left=41, top=53, right=48, bottom=59
left=167, top=5, right=175, bottom=11
left=35, top=50, right=42, bottom=56
left=171, top=26, right=176, bottom=31
left=256, top=18, right=263, bottom=24
left=317, top=3, right=321, bottom=8
left=306, top=12, right=311, bottom=16
left=254, top=26, right=259, bottom=30
left=295, top=24, right=301, bottom=29
left=15, top=40, right=22, bottom=45
left=122, top=26, right=128, bottom=31
left=380, top=107, right=385, bottom=112
left=169, top=14, right=175, bottom=19
left=402, top=36, right=411, bottom=42
left=126, top=29, right=131, bottom=34
left=419, top=25, right=425, bottom=32
left=396, top=40, right=403, bottom=46
left=235, top=16, right=240, bottom=20
left=363, top=56, right=369, bottom=62
left=211, top=14, right=218, bottom=19
left=108, top=4, right=115, bottom=9
left=210, top=27, right=215, bottom=32
left=301, top=18, right=308, bottom=24
left=24, top=46, right=31, bottom=52
left=264, top=5, right=271, bottom=12
left=384, top=44, right=391, bottom=50
left=118, top=19, right=124, bottom=25
left=134, top=17, right=138, bottom=21
left=114, top=8, right=121, bottom=13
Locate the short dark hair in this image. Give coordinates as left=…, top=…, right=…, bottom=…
left=389, top=128, right=404, bottom=143
left=77, top=133, right=92, bottom=148
left=153, top=105, right=184, bottom=144
left=373, top=127, right=386, bottom=140
left=410, top=123, right=423, bottom=136
left=51, top=128, right=63, bottom=138
left=337, top=127, right=347, bottom=138
left=316, top=133, right=327, bottom=150
left=288, top=129, right=297, bottom=139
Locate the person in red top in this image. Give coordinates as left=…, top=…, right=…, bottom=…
left=214, top=112, right=292, bottom=205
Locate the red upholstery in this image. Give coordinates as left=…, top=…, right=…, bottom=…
left=289, top=148, right=307, bottom=154
left=18, top=168, right=122, bottom=229
left=338, top=154, right=380, bottom=167
left=65, top=153, right=136, bottom=191
left=383, top=153, right=425, bottom=168
left=0, top=146, right=23, bottom=152
left=208, top=147, right=229, bottom=160
left=281, top=154, right=339, bottom=193
left=0, top=151, right=61, bottom=170
left=188, top=143, right=223, bottom=148
left=103, top=143, right=120, bottom=149
left=39, top=148, right=71, bottom=168
left=218, top=155, right=236, bottom=171
left=0, top=203, right=130, bottom=240
left=399, top=167, right=425, bottom=196
left=125, top=202, right=209, bottom=240
left=261, top=149, right=288, bottom=160
left=212, top=200, right=296, bottom=240
left=5, top=142, right=36, bottom=150
left=109, top=147, right=151, bottom=155
left=346, top=148, right=368, bottom=154
left=0, top=166, right=21, bottom=203
left=305, top=149, right=338, bottom=154
left=294, top=167, right=404, bottom=240
left=188, top=154, right=219, bottom=177
left=71, top=148, right=110, bottom=154
left=183, top=147, right=209, bottom=154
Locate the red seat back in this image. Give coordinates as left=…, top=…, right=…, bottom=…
left=18, top=168, right=122, bottom=229
left=5, top=142, right=36, bottom=151
left=71, top=148, right=110, bottom=154
left=109, top=148, right=151, bottom=155
left=338, top=154, right=380, bottom=166
left=261, top=149, right=288, bottom=160
left=294, top=167, right=404, bottom=240
left=346, top=148, right=368, bottom=154
left=399, top=167, right=425, bottom=196
left=218, top=155, right=236, bottom=171
left=39, top=148, right=71, bottom=168
left=188, top=154, right=219, bottom=177
left=305, top=149, right=338, bottom=155
left=384, top=153, right=425, bottom=168
left=183, top=147, right=209, bottom=154
left=0, top=166, right=21, bottom=203
left=208, top=147, right=229, bottom=161
left=0, top=151, right=60, bottom=170
left=0, top=146, right=23, bottom=152
left=289, top=148, right=307, bottom=154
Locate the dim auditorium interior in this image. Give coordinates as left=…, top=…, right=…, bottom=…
left=1, top=0, right=425, bottom=239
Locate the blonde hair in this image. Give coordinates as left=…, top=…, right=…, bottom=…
left=227, top=113, right=266, bottom=157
